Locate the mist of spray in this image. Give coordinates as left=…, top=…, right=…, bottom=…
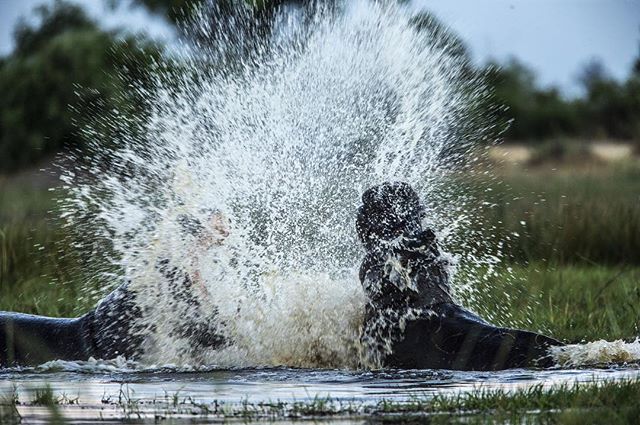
left=60, top=0, right=501, bottom=368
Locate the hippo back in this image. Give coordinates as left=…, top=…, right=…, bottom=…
left=0, top=312, right=93, bottom=367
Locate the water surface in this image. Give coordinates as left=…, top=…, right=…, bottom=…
left=2, top=363, right=639, bottom=423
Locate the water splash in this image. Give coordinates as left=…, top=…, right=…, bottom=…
left=551, top=339, right=640, bottom=367
left=60, top=0, right=500, bottom=368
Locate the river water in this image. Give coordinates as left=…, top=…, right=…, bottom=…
left=2, top=362, right=639, bottom=423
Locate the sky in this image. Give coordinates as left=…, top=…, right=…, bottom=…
left=414, top=0, right=640, bottom=96
left=1, top=0, right=639, bottom=96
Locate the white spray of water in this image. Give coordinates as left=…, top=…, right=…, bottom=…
left=59, top=1, right=516, bottom=368
left=551, top=339, right=640, bottom=367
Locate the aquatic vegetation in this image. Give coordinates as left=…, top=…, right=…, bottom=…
left=0, top=385, right=20, bottom=424
left=187, top=378, right=640, bottom=423
left=374, top=378, right=638, bottom=424
left=30, top=385, right=57, bottom=406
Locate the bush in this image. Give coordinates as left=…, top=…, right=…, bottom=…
left=485, top=56, right=640, bottom=142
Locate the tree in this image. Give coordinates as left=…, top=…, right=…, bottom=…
left=108, top=0, right=316, bottom=26
left=483, top=58, right=581, bottom=141
left=578, top=59, right=610, bottom=94
left=633, top=33, right=640, bottom=76
left=0, top=1, right=160, bottom=173
left=574, top=58, right=640, bottom=140
left=13, top=0, right=96, bottom=56
left=110, top=0, right=202, bottom=24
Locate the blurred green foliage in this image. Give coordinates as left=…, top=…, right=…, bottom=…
left=579, top=60, right=640, bottom=141
left=0, top=0, right=160, bottom=173
left=486, top=59, right=580, bottom=140
left=486, top=56, right=640, bottom=142
left=1, top=0, right=639, bottom=174
left=111, top=0, right=314, bottom=25
left=111, top=0, right=201, bottom=23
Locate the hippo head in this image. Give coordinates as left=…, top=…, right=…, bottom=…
left=177, top=209, right=230, bottom=248
left=356, top=181, right=426, bottom=250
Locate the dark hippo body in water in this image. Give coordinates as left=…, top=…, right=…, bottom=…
left=381, top=303, right=561, bottom=370
left=0, top=285, right=141, bottom=366
left=357, top=182, right=563, bottom=370
left=1, top=259, right=223, bottom=367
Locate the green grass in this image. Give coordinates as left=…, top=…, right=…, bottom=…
left=466, top=263, right=640, bottom=342
left=376, top=378, right=640, bottom=424
left=0, top=184, right=94, bottom=316
left=500, top=164, right=640, bottom=266
left=458, top=162, right=640, bottom=265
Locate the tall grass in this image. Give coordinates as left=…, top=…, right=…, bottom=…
left=0, top=184, right=92, bottom=316
left=465, top=263, right=640, bottom=342
left=460, top=163, right=640, bottom=265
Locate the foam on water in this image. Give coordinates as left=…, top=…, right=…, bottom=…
left=551, top=339, right=640, bottom=367
left=56, top=0, right=637, bottom=370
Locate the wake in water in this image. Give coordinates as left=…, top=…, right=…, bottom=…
left=551, top=339, right=640, bottom=367
left=53, top=0, right=637, bottom=369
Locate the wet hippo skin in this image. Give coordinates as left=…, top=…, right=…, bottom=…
left=0, top=312, right=93, bottom=366
left=386, top=303, right=561, bottom=370
left=357, top=181, right=563, bottom=371
left=0, top=260, right=222, bottom=367
left=0, top=284, right=141, bottom=367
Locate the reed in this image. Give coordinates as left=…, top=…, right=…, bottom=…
left=460, top=163, right=640, bottom=265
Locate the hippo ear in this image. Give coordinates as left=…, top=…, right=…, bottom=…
left=361, top=185, right=380, bottom=207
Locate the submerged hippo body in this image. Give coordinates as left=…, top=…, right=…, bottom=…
left=0, top=284, right=141, bottom=367
left=357, top=182, right=563, bottom=371
left=380, top=303, right=561, bottom=370
left=0, top=312, right=93, bottom=366
left=0, top=259, right=223, bottom=367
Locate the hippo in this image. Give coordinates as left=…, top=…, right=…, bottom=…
left=356, top=181, right=563, bottom=370
left=0, top=211, right=228, bottom=367
left=0, top=284, right=142, bottom=366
